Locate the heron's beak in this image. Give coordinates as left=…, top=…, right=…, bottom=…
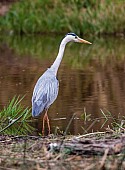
left=78, top=37, right=92, bottom=44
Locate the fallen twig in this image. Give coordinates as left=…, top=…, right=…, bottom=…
left=75, top=131, right=107, bottom=139
left=99, top=148, right=109, bottom=169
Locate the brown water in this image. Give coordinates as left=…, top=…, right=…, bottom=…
left=0, top=34, right=125, bottom=135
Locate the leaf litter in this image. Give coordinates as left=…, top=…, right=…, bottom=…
left=0, top=132, right=125, bottom=170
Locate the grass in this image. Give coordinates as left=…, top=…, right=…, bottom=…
left=81, top=108, right=125, bottom=135
left=0, top=0, right=125, bottom=35
left=0, top=96, right=34, bottom=135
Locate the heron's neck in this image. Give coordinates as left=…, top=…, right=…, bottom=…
left=50, top=38, right=69, bottom=75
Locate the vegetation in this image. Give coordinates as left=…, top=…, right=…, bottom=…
left=0, top=96, right=34, bottom=135
left=0, top=0, right=125, bottom=35
left=81, top=108, right=125, bottom=134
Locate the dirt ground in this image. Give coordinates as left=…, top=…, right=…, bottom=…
left=0, top=133, right=125, bottom=170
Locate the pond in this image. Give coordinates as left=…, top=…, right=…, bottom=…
left=0, top=34, right=125, bottom=135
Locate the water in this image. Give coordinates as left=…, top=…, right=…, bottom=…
left=0, top=34, right=125, bottom=135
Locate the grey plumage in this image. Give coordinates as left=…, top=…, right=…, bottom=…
left=32, top=69, right=59, bottom=117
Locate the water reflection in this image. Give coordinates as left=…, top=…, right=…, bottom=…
left=0, top=34, right=125, bottom=135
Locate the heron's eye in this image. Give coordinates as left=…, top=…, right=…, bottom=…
left=75, top=36, right=77, bottom=39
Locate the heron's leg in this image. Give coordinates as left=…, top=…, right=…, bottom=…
left=42, top=111, right=47, bottom=136
left=46, top=113, right=50, bottom=135
left=42, top=109, right=50, bottom=135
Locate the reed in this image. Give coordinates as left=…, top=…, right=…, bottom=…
left=0, top=0, right=125, bottom=35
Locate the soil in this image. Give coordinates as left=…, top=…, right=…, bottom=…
left=0, top=133, right=125, bottom=170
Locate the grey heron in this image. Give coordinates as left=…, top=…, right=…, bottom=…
left=32, top=33, right=92, bottom=135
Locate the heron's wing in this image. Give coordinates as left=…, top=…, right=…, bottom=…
left=32, top=75, right=59, bottom=117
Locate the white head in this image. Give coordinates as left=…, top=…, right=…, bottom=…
left=64, top=33, right=92, bottom=44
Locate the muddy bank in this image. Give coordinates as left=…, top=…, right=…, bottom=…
left=0, top=133, right=125, bottom=169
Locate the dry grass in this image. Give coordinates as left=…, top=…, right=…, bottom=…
left=0, top=134, right=125, bottom=170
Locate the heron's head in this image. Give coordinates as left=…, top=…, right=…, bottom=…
left=65, top=33, right=92, bottom=44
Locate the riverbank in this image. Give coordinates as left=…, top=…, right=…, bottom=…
left=0, top=133, right=125, bottom=170
left=0, top=0, right=125, bottom=35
